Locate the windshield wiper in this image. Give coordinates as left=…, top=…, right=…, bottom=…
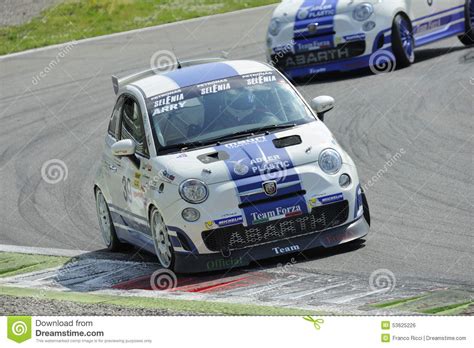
left=208, top=123, right=297, bottom=144
left=159, top=141, right=206, bottom=152
left=158, top=123, right=297, bottom=153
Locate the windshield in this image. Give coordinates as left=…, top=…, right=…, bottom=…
left=146, top=71, right=316, bottom=151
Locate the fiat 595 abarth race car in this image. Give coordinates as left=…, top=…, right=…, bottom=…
left=94, top=59, right=370, bottom=273
left=266, top=0, right=474, bottom=78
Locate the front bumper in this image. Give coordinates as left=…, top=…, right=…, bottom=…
left=173, top=215, right=369, bottom=273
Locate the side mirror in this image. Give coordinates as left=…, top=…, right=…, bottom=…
left=111, top=139, right=136, bottom=156
left=311, top=96, right=335, bottom=122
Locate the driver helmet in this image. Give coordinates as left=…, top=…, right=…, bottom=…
left=224, top=88, right=256, bottom=120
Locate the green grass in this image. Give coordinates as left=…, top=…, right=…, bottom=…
left=420, top=301, right=474, bottom=315
left=0, top=0, right=278, bottom=55
left=0, top=286, right=314, bottom=315
left=371, top=295, right=427, bottom=309
left=0, top=252, right=69, bottom=278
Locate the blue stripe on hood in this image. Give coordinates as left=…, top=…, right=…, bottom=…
left=163, top=62, right=238, bottom=89
left=215, top=134, right=308, bottom=226
left=293, top=0, right=339, bottom=51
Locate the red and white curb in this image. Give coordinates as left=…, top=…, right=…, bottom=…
left=0, top=246, right=446, bottom=314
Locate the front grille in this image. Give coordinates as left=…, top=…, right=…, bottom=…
left=294, top=30, right=336, bottom=40
left=272, top=41, right=366, bottom=70
left=202, top=200, right=349, bottom=251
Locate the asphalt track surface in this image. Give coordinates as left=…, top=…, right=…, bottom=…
left=0, top=5, right=472, bottom=288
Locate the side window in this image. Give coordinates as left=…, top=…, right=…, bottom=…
left=120, top=96, right=149, bottom=157
left=108, top=96, right=124, bottom=138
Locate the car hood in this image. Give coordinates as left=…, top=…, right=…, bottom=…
left=151, top=121, right=351, bottom=186
left=273, top=0, right=376, bottom=19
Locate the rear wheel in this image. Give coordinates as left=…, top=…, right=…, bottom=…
left=150, top=207, right=175, bottom=269
left=392, top=14, right=415, bottom=69
left=95, top=189, right=124, bottom=251
left=458, top=0, right=474, bottom=45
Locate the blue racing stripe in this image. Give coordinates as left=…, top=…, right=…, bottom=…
left=293, top=0, right=339, bottom=50
left=163, top=62, right=239, bottom=88
left=215, top=134, right=308, bottom=226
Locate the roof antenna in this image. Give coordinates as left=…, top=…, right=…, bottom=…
left=162, top=26, right=180, bottom=70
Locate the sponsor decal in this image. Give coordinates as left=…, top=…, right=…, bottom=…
left=206, top=257, right=244, bottom=271
left=231, top=154, right=291, bottom=177
left=132, top=178, right=141, bottom=190
left=318, top=192, right=343, bottom=204
left=150, top=90, right=186, bottom=116
left=205, top=215, right=244, bottom=229
left=272, top=244, right=300, bottom=255
left=296, top=40, right=332, bottom=52
left=309, top=197, right=318, bottom=207
left=285, top=48, right=351, bottom=67
left=414, top=18, right=442, bottom=35
left=296, top=0, right=337, bottom=20
left=343, top=33, right=366, bottom=42
left=250, top=204, right=302, bottom=224
left=198, top=79, right=231, bottom=95
left=224, top=136, right=267, bottom=149
left=232, top=161, right=249, bottom=176
left=216, top=133, right=308, bottom=225
left=158, top=169, right=175, bottom=183
left=243, top=71, right=277, bottom=86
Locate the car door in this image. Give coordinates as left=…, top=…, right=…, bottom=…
left=410, top=0, right=464, bottom=41
left=103, top=95, right=125, bottom=208
left=115, top=95, right=153, bottom=246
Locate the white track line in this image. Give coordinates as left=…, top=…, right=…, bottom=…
left=0, top=244, right=86, bottom=257
left=0, top=4, right=276, bottom=60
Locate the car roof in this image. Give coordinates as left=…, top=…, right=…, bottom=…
left=123, top=59, right=274, bottom=98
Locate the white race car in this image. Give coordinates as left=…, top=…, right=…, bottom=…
left=94, top=59, right=370, bottom=272
left=267, top=0, right=474, bottom=78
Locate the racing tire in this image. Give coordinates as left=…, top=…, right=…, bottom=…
left=95, top=189, right=125, bottom=251
left=150, top=207, right=175, bottom=270
left=458, top=0, right=474, bottom=45
left=361, top=189, right=370, bottom=226
left=391, top=14, right=415, bottom=69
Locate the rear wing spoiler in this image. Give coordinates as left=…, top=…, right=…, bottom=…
left=111, top=57, right=226, bottom=95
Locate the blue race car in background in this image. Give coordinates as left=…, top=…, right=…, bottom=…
left=266, top=0, right=474, bottom=78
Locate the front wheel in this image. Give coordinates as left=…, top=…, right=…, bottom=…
left=150, top=207, right=175, bottom=269
left=95, top=189, right=124, bottom=251
left=458, top=0, right=474, bottom=45
left=391, top=14, right=415, bottom=69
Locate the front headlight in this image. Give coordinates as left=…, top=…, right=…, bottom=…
left=353, top=3, right=373, bottom=22
left=179, top=179, right=209, bottom=204
left=268, top=18, right=281, bottom=36
left=319, top=149, right=342, bottom=175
